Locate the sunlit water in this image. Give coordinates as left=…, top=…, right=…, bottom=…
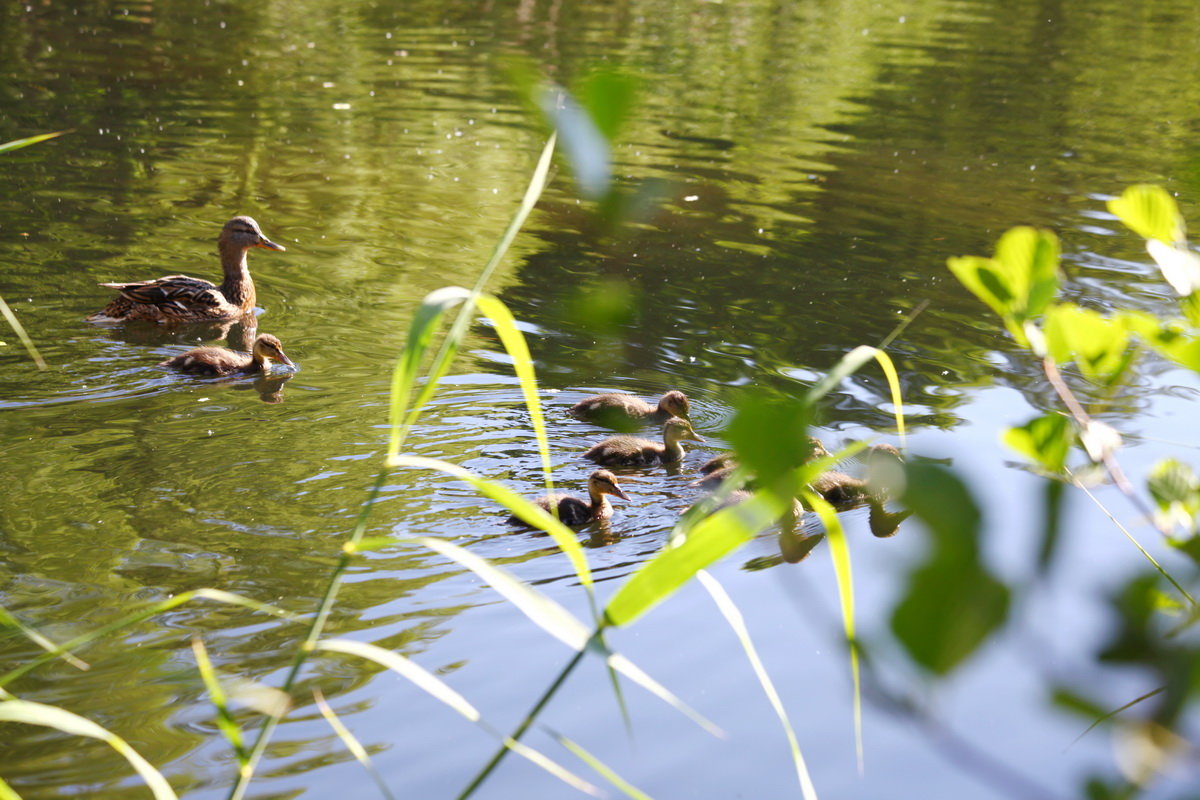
left=3, top=0, right=1200, bottom=797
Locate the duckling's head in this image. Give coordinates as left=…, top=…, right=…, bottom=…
left=663, top=417, right=704, bottom=444
left=589, top=469, right=629, bottom=500
left=659, top=390, right=691, bottom=419
left=220, top=216, right=286, bottom=252
left=806, top=436, right=830, bottom=461
left=251, top=334, right=295, bottom=368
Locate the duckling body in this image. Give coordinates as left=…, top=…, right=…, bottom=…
left=90, top=216, right=285, bottom=323
left=584, top=417, right=703, bottom=466
left=508, top=470, right=629, bottom=527
left=812, top=443, right=905, bottom=507
left=570, top=390, right=690, bottom=428
left=160, top=334, right=294, bottom=376
left=694, top=437, right=830, bottom=490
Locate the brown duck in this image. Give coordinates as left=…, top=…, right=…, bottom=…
left=569, top=390, right=690, bottom=427
left=89, top=216, right=285, bottom=323
left=160, top=334, right=294, bottom=376
left=692, top=437, right=830, bottom=490
left=811, top=443, right=904, bottom=507
left=584, top=417, right=703, bottom=466
left=508, top=469, right=629, bottom=526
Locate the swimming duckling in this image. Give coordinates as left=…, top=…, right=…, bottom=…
left=812, top=443, right=904, bottom=507
left=584, top=417, right=704, bottom=466
left=569, top=390, right=690, bottom=428
left=89, top=216, right=285, bottom=323
left=507, top=469, right=629, bottom=526
left=160, top=334, right=294, bottom=376
left=692, top=437, right=830, bottom=490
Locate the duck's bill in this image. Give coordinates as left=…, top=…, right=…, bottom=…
left=689, top=433, right=706, bottom=442
left=257, top=237, right=286, bottom=251
left=277, top=354, right=296, bottom=368
left=612, top=487, right=630, bottom=501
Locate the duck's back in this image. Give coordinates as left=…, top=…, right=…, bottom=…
left=91, top=275, right=231, bottom=323
left=585, top=435, right=662, bottom=466
left=160, top=346, right=250, bottom=376
left=570, top=393, right=656, bottom=422
left=508, top=493, right=594, bottom=526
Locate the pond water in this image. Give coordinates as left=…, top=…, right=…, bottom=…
left=3, top=0, right=1199, bottom=797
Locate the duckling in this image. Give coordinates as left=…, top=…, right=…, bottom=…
left=507, top=470, right=629, bottom=526
left=692, top=437, right=830, bottom=490
left=584, top=417, right=703, bottom=466
left=160, top=334, right=294, bottom=376
left=89, top=216, right=285, bottom=323
left=569, top=390, right=690, bottom=428
left=811, top=443, right=904, bottom=507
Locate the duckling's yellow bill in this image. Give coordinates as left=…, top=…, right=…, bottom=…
left=611, top=486, right=630, bottom=501
left=256, top=237, right=286, bottom=251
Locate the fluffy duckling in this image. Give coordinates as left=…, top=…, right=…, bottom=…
left=569, top=390, right=690, bottom=428
left=584, top=417, right=703, bottom=466
left=692, top=437, right=830, bottom=490
left=811, top=443, right=903, bottom=507
left=89, top=216, right=285, bottom=323
left=160, top=334, right=294, bottom=376
left=507, top=470, right=629, bottom=526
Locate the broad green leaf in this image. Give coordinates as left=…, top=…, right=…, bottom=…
left=1146, top=239, right=1200, bottom=296
left=388, top=456, right=591, bottom=588
left=580, top=71, right=638, bottom=143
left=1108, top=185, right=1185, bottom=244
left=899, top=463, right=983, bottom=558
left=948, top=228, right=1061, bottom=345
left=1120, top=312, right=1200, bottom=373
left=947, top=255, right=1015, bottom=321
left=313, top=639, right=601, bottom=797
left=0, top=700, right=178, bottom=800
left=537, top=84, right=610, bottom=200
left=0, top=131, right=67, bottom=155
left=1002, top=413, right=1073, bottom=473
left=726, top=395, right=816, bottom=487
left=606, top=492, right=784, bottom=626
left=313, top=689, right=398, bottom=800
left=1147, top=459, right=1200, bottom=535
left=698, top=571, right=819, bottom=800
left=1043, top=304, right=1134, bottom=384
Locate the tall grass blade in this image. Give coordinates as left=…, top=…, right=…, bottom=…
left=191, top=637, right=247, bottom=764
left=0, top=700, right=178, bottom=800
left=0, top=131, right=67, bottom=154
left=803, top=492, right=863, bottom=772
left=1069, top=686, right=1166, bottom=748
left=388, top=456, right=591, bottom=588
left=389, top=135, right=556, bottom=456
left=696, top=571, right=819, bottom=800
left=0, top=776, right=22, bottom=800
left=870, top=349, right=906, bottom=448
left=0, top=295, right=46, bottom=370
left=312, top=689, right=397, bottom=800
left=0, top=605, right=88, bottom=670
left=0, top=589, right=300, bottom=689
left=549, top=728, right=653, bottom=800
left=313, top=639, right=601, bottom=797
left=805, top=345, right=877, bottom=404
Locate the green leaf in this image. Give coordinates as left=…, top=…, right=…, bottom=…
left=0, top=700, right=178, bottom=800
left=1002, top=413, right=1073, bottom=473
left=1043, top=304, right=1134, bottom=384
left=0, top=775, right=22, bottom=800
left=580, top=71, right=638, bottom=143
left=1146, top=459, right=1200, bottom=536
left=0, top=131, right=67, bottom=155
left=536, top=84, right=610, bottom=200
left=1108, top=184, right=1185, bottom=244
left=191, top=637, right=247, bottom=764
left=1145, top=239, right=1200, bottom=296
left=725, top=395, right=816, bottom=487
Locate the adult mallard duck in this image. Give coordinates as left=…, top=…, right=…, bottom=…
left=89, top=216, right=285, bottom=323
left=160, top=333, right=294, bottom=376
left=569, top=390, right=690, bottom=428
left=584, top=417, right=703, bottom=466
left=507, top=469, right=629, bottom=527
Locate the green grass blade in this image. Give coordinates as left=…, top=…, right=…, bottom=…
left=605, top=492, right=786, bottom=627
left=871, top=349, right=906, bottom=449
left=0, top=776, right=22, bottom=800
left=0, top=131, right=67, bottom=155
left=191, top=637, right=247, bottom=764
left=696, top=571, right=819, bottom=800
left=313, top=638, right=601, bottom=797
left=0, top=294, right=46, bottom=370
left=803, top=492, right=863, bottom=772
left=549, top=728, right=654, bottom=800
left=0, top=605, right=88, bottom=671
left=0, top=589, right=301, bottom=689
left=312, top=689, right=397, bottom=800
left=0, top=700, right=178, bottom=800
left=389, top=455, right=592, bottom=588
left=475, top=295, right=556, bottom=501
left=1070, top=686, right=1166, bottom=747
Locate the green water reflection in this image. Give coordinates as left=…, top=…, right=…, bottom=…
left=3, top=0, right=1200, bottom=797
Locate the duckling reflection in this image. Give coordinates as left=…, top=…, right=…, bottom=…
left=570, top=390, right=690, bottom=430
left=584, top=417, right=703, bottom=467
left=507, top=469, right=629, bottom=527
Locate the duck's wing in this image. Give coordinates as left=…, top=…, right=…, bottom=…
left=99, top=274, right=225, bottom=312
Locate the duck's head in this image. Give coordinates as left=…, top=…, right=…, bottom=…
left=659, top=390, right=691, bottom=419
left=220, top=216, right=286, bottom=252
left=252, top=334, right=295, bottom=368
left=589, top=469, right=629, bottom=501
left=663, top=417, right=704, bottom=444
left=805, top=436, right=830, bottom=461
